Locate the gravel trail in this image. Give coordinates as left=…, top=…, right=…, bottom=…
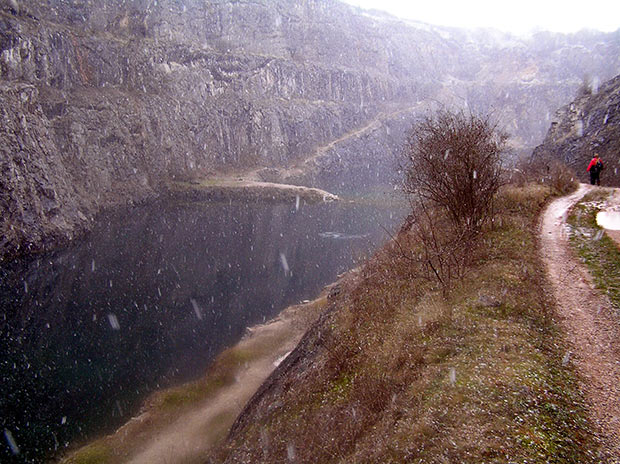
left=540, top=184, right=620, bottom=459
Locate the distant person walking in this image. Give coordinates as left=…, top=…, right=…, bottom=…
left=587, top=153, right=603, bottom=185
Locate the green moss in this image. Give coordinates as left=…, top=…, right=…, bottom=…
left=331, top=373, right=355, bottom=398
left=158, top=377, right=227, bottom=409
left=64, top=443, right=112, bottom=464
left=156, top=347, right=261, bottom=411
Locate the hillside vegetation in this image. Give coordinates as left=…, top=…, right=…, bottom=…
left=211, top=181, right=601, bottom=463
left=209, top=117, right=603, bottom=462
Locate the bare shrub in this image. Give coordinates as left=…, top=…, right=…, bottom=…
left=394, top=202, right=478, bottom=292
left=402, top=111, right=505, bottom=232
left=398, top=111, right=504, bottom=290
left=547, top=160, right=577, bottom=194
left=577, top=74, right=593, bottom=98
left=504, top=153, right=533, bottom=187
left=514, top=155, right=577, bottom=195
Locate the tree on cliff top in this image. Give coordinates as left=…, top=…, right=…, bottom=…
left=399, top=111, right=506, bottom=289
left=402, top=111, right=506, bottom=232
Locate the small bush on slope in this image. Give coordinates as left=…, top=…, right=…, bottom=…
left=402, top=111, right=505, bottom=231
left=399, top=112, right=505, bottom=291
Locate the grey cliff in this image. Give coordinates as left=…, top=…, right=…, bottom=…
left=532, top=74, right=620, bottom=184
left=1, top=0, right=619, bottom=259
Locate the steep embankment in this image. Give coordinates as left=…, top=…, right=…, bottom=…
left=533, top=74, right=620, bottom=185
left=2, top=0, right=620, bottom=260
left=206, top=184, right=603, bottom=463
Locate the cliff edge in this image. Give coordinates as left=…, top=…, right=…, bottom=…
left=532, top=74, right=620, bottom=185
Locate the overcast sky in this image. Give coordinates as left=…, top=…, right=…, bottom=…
left=341, top=0, right=620, bottom=35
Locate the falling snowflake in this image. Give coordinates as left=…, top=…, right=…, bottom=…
left=107, top=313, right=121, bottom=330
left=562, top=351, right=571, bottom=366
left=4, top=429, right=20, bottom=455
left=280, top=252, right=290, bottom=276
left=287, top=443, right=296, bottom=461
left=190, top=298, right=203, bottom=320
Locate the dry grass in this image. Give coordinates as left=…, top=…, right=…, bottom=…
left=515, top=156, right=579, bottom=195
left=213, top=183, right=601, bottom=463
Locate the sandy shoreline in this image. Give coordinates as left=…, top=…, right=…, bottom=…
left=60, top=275, right=349, bottom=464
left=167, top=176, right=339, bottom=204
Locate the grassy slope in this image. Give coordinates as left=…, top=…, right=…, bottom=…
left=213, top=184, right=602, bottom=463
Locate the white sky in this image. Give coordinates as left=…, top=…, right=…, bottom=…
left=342, top=0, right=620, bottom=35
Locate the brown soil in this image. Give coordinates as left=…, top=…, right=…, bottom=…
left=540, top=184, right=620, bottom=459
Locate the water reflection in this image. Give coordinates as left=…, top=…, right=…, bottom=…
left=596, top=210, right=620, bottom=230
left=0, top=198, right=403, bottom=462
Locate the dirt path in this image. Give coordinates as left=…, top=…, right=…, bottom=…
left=280, top=103, right=425, bottom=179
left=540, top=184, right=620, bottom=459
left=310, top=105, right=421, bottom=159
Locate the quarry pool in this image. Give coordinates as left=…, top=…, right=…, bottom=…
left=0, top=196, right=404, bottom=463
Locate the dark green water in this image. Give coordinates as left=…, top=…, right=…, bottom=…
left=0, top=197, right=404, bottom=463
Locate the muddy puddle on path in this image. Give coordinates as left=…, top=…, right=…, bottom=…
left=597, top=210, right=620, bottom=230
left=1, top=197, right=405, bottom=463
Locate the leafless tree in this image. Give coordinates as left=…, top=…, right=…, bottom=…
left=396, top=111, right=506, bottom=291
left=577, top=74, right=593, bottom=98
left=402, top=111, right=506, bottom=233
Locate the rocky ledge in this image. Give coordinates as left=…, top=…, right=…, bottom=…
left=532, top=74, right=620, bottom=185
left=167, top=177, right=339, bottom=204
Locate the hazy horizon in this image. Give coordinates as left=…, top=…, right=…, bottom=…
left=342, top=0, right=620, bottom=36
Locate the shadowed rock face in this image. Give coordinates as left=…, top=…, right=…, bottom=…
left=1, top=0, right=619, bottom=259
left=532, top=74, right=620, bottom=185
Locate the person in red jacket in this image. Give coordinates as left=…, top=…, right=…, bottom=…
left=587, top=153, right=603, bottom=185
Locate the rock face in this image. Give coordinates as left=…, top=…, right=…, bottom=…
left=532, top=74, right=620, bottom=184
left=1, top=0, right=620, bottom=259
